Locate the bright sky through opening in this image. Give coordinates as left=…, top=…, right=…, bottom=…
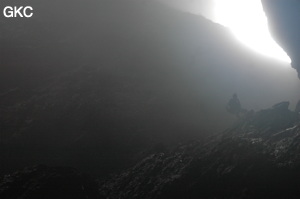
left=214, top=0, right=291, bottom=63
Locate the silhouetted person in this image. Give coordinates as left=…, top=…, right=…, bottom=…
left=226, top=93, right=241, bottom=118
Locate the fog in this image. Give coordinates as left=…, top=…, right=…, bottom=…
left=156, top=0, right=215, bottom=18
left=1, top=0, right=300, bottom=176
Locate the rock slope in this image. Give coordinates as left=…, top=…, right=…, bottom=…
left=100, top=105, right=300, bottom=198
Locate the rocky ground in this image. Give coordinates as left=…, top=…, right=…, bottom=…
left=99, top=103, right=300, bottom=199
left=2, top=103, right=300, bottom=198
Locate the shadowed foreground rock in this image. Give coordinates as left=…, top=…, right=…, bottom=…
left=2, top=105, right=300, bottom=199
left=0, top=165, right=100, bottom=199
left=100, top=105, right=300, bottom=198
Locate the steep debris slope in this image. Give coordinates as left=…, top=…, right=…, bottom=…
left=100, top=104, right=300, bottom=198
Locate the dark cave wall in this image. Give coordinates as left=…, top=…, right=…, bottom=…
left=261, top=0, right=300, bottom=77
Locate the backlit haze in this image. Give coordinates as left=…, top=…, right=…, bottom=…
left=213, top=0, right=291, bottom=63
left=157, top=0, right=291, bottom=63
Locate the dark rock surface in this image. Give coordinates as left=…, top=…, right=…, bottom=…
left=2, top=105, right=300, bottom=198
left=262, top=0, right=300, bottom=77
left=0, top=165, right=100, bottom=199
left=100, top=105, right=300, bottom=198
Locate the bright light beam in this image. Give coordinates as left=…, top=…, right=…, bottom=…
left=214, top=0, right=291, bottom=63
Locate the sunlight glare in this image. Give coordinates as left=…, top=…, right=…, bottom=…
left=214, top=0, right=291, bottom=63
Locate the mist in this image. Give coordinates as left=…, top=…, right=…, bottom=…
left=1, top=0, right=300, bottom=177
